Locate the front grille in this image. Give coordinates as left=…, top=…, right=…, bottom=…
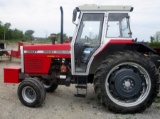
left=25, top=59, right=43, bottom=73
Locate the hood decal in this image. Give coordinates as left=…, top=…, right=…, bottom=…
left=24, top=50, right=70, bottom=54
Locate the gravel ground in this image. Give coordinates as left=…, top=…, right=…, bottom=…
left=0, top=43, right=160, bottom=119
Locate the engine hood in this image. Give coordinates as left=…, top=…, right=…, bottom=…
left=23, top=43, right=70, bottom=51
left=23, top=43, right=71, bottom=58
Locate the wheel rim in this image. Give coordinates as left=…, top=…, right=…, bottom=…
left=105, top=62, right=151, bottom=107
left=43, top=81, right=52, bottom=89
left=22, top=86, right=36, bottom=103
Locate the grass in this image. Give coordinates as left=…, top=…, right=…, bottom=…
left=0, top=39, right=21, bottom=43
left=155, top=97, right=160, bottom=103
left=148, top=42, right=160, bottom=48
left=156, top=106, right=160, bottom=110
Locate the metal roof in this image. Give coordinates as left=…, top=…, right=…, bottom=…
left=78, top=4, right=133, bottom=12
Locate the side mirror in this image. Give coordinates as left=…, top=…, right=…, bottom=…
left=72, top=8, right=77, bottom=22
left=72, top=7, right=80, bottom=25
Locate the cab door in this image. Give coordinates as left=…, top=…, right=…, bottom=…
left=72, top=13, right=104, bottom=74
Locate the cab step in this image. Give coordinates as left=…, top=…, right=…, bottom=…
left=74, top=76, right=88, bottom=98
left=74, top=94, right=86, bottom=98
left=75, top=85, right=87, bottom=89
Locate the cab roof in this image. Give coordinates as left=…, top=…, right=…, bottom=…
left=78, top=4, right=133, bottom=12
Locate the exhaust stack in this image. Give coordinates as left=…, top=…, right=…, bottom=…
left=60, top=6, right=63, bottom=44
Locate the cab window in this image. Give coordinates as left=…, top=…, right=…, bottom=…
left=106, top=13, right=132, bottom=38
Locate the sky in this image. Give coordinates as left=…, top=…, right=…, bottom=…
left=0, top=0, right=160, bottom=41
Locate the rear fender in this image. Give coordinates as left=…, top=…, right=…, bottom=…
left=89, top=42, right=156, bottom=74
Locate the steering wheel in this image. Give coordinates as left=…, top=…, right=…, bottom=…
left=84, top=35, right=94, bottom=45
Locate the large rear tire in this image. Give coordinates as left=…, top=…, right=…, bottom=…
left=94, top=51, right=159, bottom=113
left=18, top=78, right=46, bottom=107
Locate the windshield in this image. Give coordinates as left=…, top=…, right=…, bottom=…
left=106, top=13, right=132, bottom=38
left=76, top=13, right=104, bottom=45
left=74, top=13, right=104, bottom=72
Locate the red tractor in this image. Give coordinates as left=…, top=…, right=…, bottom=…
left=4, top=5, right=160, bottom=113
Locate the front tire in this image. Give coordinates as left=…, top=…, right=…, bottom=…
left=94, top=51, right=159, bottom=113
left=18, top=78, right=46, bottom=107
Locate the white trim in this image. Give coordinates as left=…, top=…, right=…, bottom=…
left=71, top=12, right=83, bottom=75
left=24, top=50, right=70, bottom=54
left=0, top=49, right=10, bottom=51
left=72, top=12, right=105, bottom=75
left=71, top=11, right=132, bottom=76
left=4, top=43, right=6, bottom=49
left=78, top=5, right=132, bottom=12
left=85, top=12, right=107, bottom=75
left=20, top=46, right=24, bottom=73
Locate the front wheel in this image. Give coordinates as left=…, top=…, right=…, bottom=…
left=94, top=51, right=159, bottom=113
left=18, top=78, right=46, bottom=107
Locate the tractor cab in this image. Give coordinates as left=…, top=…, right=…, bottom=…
left=71, top=5, right=133, bottom=75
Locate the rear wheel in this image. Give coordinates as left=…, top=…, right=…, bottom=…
left=18, top=78, right=46, bottom=107
left=94, top=51, right=159, bottom=113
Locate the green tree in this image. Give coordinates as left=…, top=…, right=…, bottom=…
left=4, top=23, right=11, bottom=29
left=25, top=30, right=34, bottom=40
left=25, top=30, right=34, bottom=36
left=150, top=31, right=160, bottom=43
left=11, top=29, right=23, bottom=39
left=155, top=31, right=160, bottom=42
left=0, top=21, right=5, bottom=39
left=4, top=22, right=11, bottom=41
left=149, top=32, right=160, bottom=47
left=0, top=21, right=35, bottom=41
left=55, top=33, right=67, bottom=43
left=150, top=36, right=155, bottom=43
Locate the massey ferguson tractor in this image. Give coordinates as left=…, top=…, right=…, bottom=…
left=4, top=5, right=160, bottom=113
